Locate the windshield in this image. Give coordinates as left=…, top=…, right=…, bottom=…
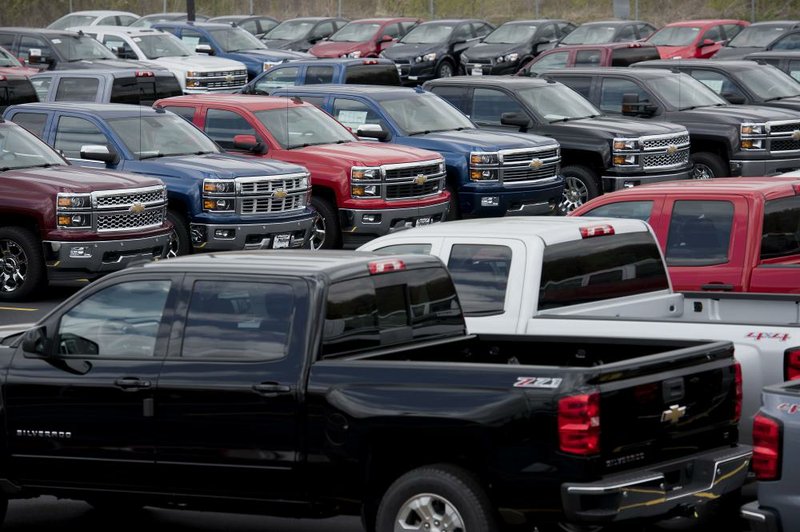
left=381, top=93, right=474, bottom=135
left=210, top=27, right=266, bottom=51
left=484, top=23, right=538, bottom=44
left=0, top=47, right=22, bottom=67
left=400, top=24, right=454, bottom=44
left=107, top=114, right=219, bottom=159
left=0, top=125, right=66, bottom=170
left=561, top=25, right=617, bottom=45
left=49, top=14, right=96, bottom=30
left=255, top=106, right=356, bottom=149
left=137, top=34, right=191, bottom=58
left=264, top=20, right=315, bottom=40
left=648, top=26, right=701, bottom=46
left=738, top=65, right=800, bottom=100
left=50, top=35, right=117, bottom=61
left=330, top=22, right=381, bottom=42
left=728, top=25, right=790, bottom=47
left=655, top=73, right=728, bottom=109
left=518, top=85, right=601, bottom=122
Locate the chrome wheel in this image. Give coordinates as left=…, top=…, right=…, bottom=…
left=559, top=176, right=589, bottom=213
left=0, top=239, right=28, bottom=294
left=438, top=63, right=454, bottom=77
left=166, top=229, right=180, bottom=259
left=395, top=493, right=465, bottom=532
left=692, top=163, right=714, bottom=180
left=311, top=212, right=326, bottom=250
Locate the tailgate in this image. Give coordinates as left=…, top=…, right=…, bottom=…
left=591, top=341, right=739, bottom=474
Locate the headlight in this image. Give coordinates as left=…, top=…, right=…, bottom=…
left=470, top=169, right=498, bottom=181
left=263, top=62, right=277, bottom=72
left=741, top=139, right=764, bottom=150
left=299, top=176, right=310, bottom=189
left=612, top=138, right=640, bottom=151
left=202, top=198, right=235, bottom=212
left=741, top=123, right=765, bottom=136
left=470, top=152, right=499, bottom=165
left=504, top=53, right=519, bottom=62
left=57, top=213, right=92, bottom=228
left=351, top=167, right=381, bottom=180
left=203, top=179, right=236, bottom=194
left=346, top=51, right=362, bottom=58
left=352, top=184, right=380, bottom=197
left=496, top=55, right=505, bottom=63
left=186, top=79, right=201, bottom=88
left=57, top=193, right=91, bottom=210
left=187, top=71, right=199, bottom=77
left=423, top=52, right=437, bottom=62
left=612, top=155, right=638, bottom=166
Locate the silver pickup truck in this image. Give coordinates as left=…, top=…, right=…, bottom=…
left=359, top=217, right=800, bottom=444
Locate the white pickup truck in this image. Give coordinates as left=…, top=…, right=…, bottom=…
left=359, top=217, right=800, bottom=443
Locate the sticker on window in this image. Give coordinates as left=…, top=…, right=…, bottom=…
left=29, top=48, right=42, bottom=57
left=51, top=39, right=61, bottom=44
left=337, top=110, right=368, bottom=129
left=133, top=37, right=142, bottom=42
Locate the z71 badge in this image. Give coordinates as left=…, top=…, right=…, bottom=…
left=513, top=377, right=562, bottom=389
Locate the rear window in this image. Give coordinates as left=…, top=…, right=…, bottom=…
left=0, top=79, right=38, bottom=111
left=762, top=195, right=800, bottom=260
left=110, top=75, right=183, bottom=105
left=447, top=244, right=512, bottom=316
left=344, top=64, right=401, bottom=85
left=539, top=232, right=669, bottom=310
left=611, top=46, right=660, bottom=66
left=322, top=267, right=464, bottom=357
left=55, top=77, right=100, bottom=102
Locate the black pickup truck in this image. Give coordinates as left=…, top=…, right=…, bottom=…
left=0, top=251, right=749, bottom=531
left=543, top=67, right=800, bottom=179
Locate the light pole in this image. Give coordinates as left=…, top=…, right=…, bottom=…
left=430, top=0, right=434, bottom=19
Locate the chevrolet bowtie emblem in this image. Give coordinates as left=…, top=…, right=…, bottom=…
left=129, top=202, right=145, bottom=214
left=273, top=189, right=288, bottom=199
left=792, top=130, right=800, bottom=141
left=666, top=144, right=678, bottom=155
left=661, top=404, right=687, bottom=424
left=225, top=74, right=234, bottom=83
left=529, top=158, right=543, bottom=169
left=414, top=174, right=427, bottom=185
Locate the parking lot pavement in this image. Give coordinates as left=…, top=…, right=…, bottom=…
left=0, top=284, right=84, bottom=330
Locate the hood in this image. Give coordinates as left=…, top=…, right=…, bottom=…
left=4, top=165, right=162, bottom=193
left=552, top=116, right=686, bottom=138
left=0, top=66, right=38, bottom=77
left=228, top=49, right=313, bottom=63
left=54, top=58, right=156, bottom=70
left=675, top=104, right=800, bottom=125
left=757, top=97, right=800, bottom=112
left=656, top=45, right=694, bottom=59
left=410, top=128, right=557, bottom=153
left=134, top=152, right=307, bottom=179
left=382, top=43, right=441, bottom=61
left=295, top=141, right=440, bottom=166
left=463, top=42, right=525, bottom=60
left=712, top=46, right=760, bottom=60
left=309, top=40, right=366, bottom=58
left=151, top=55, right=246, bottom=71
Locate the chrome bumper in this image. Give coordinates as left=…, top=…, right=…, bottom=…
left=43, top=232, right=171, bottom=277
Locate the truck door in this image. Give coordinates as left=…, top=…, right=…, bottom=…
left=154, top=275, right=308, bottom=500
left=4, top=273, right=179, bottom=489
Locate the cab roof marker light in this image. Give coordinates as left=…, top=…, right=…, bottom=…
left=580, top=224, right=615, bottom=238
left=368, top=259, right=406, bottom=275
left=135, top=71, right=155, bottom=77
left=363, top=59, right=379, bottom=65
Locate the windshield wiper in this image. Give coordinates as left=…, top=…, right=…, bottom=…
left=549, top=117, right=579, bottom=123
left=764, top=95, right=798, bottom=102
left=0, top=163, right=59, bottom=172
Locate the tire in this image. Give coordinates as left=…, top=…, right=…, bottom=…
left=0, top=226, right=46, bottom=302
left=689, top=152, right=726, bottom=180
left=166, top=210, right=191, bottom=258
left=445, top=185, right=460, bottom=221
left=436, top=60, right=455, bottom=78
left=559, top=166, right=600, bottom=214
left=376, top=464, right=498, bottom=532
left=310, top=196, right=341, bottom=250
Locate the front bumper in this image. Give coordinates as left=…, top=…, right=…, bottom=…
left=43, top=232, right=171, bottom=280
left=601, top=168, right=692, bottom=193
left=464, top=62, right=520, bottom=76
left=561, top=445, right=751, bottom=524
left=190, top=216, right=314, bottom=251
left=741, top=501, right=781, bottom=532
left=339, top=200, right=450, bottom=248
left=184, top=86, right=246, bottom=94
left=459, top=177, right=563, bottom=217
left=731, top=156, right=800, bottom=176
left=395, top=61, right=437, bottom=84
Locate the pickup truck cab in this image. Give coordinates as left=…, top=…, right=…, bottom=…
left=240, top=58, right=400, bottom=95
left=517, top=42, right=661, bottom=76
left=571, top=177, right=800, bottom=293
left=543, top=67, right=800, bottom=179
left=157, top=94, right=450, bottom=249
left=424, top=76, right=691, bottom=211
left=0, top=120, right=170, bottom=300
left=30, top=69, right=181, bottom=106
left=745, top=50, right=800, bottom=81
left=272, top=85, right=564, bottom=218
left=0, top=73, right=37, bottom=113
left=152, top=22, right=311, bottom=80
left=4, top=102, right=315, bottom=255
left=713, top=20, right=800, bottom=60
left=0, top=45, right=39, bottom=77
left=0, top=250, right=749, bottom=531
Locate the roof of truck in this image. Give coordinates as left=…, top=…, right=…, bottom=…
left=577, top=176, right=800, bottom=202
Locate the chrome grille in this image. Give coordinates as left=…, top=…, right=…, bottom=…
left=642, top=150, right=690, bottom=169
left=239, top=177, right=307, bottom=195
left=199, top=77, right=247, bottom=88
left=94, top=186, right=166, bottom=209
left=385, top=163, right=441, bottom=181
left=503, top=148, right=559, bottom=164
left=502, top=164, right=559, bottom=182
left=240, top=195, right=304, bottom=214
left=235, top=174, right=309, bottom=214
left=641, top=134, right=690, bottom=150
left=195, top=70, right=248, bottom=78
left=386, top=181, right=441, bottom=199
left=771, top=139, right=800, bottom=152
left=769, top=123, right=800, bottom=134
left=97, top=207, right=165, bottom=233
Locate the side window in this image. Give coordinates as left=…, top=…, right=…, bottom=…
left=722, top=24, right=744, bottom=40
left=373, top=243, right=433, bottom=255
left=666, top=200, right=734, bottom=266
left=297, top=95, right=325, bottom=108
left=118, top=15, right=138, bottom=26
left=101, top=35, right=136, bottom=58
left=789, top=60, right=800, bottom=82
left=180, top=29, right=210, bottom=50
left=181, top=280, right=295, bottom=359
left=98, top=16, right=118, bottom=25
left=428, top=86, right=470, bottom=114
left=54, top=77, right=100, bottom=102
left=0, top=33, right=15, bottom=50
left=474, top=23, right=493, bottom=38
left=11, top=112, right=48, bottom=138
left=702, top=26, right=723, bottom=43
left=773, top=34, right=800, bottom=51
left=305, top=65, right=334, bottom=84
left=574, top=50, right=602, bottom=66
left=254, top=67, right=299, bottom=92
left=560, top=76, right=592, bottom=98
left=204, top=108, right=259, bottom=150
left=585, top=200, right=654, bottom=222
left=471, top=88, right=525, bottom=125
left=163, top=105, right=196, bottom=122
left=383, top=23, right=402, bottom=39
left=616, top=25, right=637, bottom=42
left=558, top=23, right=577, bottom=37
left=400, top=22, right=417, bottom=35
left=539, top=25, right=557, bottom=41
left=599, top=78, right=650, bottom=114
left=18, top=36, right=52, bottom=63
left=453, top=24, right=474, bottom=41
left=528, top=51, right=569, bottom=75
left=688, top=69, right=745, bottom=101
left=638, top=24, right=656, bottom=39
left=30, top=76, right=52, bottom=100
left=240, top=20, right=259, bottom=34
left=54, top=116, right=109, bottom=158
left=332, top=97, right=386, bottom=130
left=312, top=22, right=334, bottom=40
left=57, top=280, right=171, bottom=357
left=447, top=244, right=512, bottom=316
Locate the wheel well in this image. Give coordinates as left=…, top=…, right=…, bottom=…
left=167, top=198, right=190, bottom=220
left=690, top=140, right=729, bottom=162
left=312, top=185, right=338, bottom=210
left=560, top=150, right=604, bottom=184
left=0, top=215, right=40, bottom=238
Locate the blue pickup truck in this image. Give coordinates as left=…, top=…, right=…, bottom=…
left=271, top=85, right=564, bottom=217
left=152, top=22, right=312, bottom=80
left=4, top=102, right=315, bottom=255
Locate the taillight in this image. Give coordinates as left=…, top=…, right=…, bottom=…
left=752, top=413, right=781, bottom=481
left=734, top=362, right=742, bottom=423
left=558, top=392, right=600, bottom=455
left=368, top=259, right=406, bottom=275
left=579, top=224, right=615, bottom=238
left=784, top=347, right=800, bottom=380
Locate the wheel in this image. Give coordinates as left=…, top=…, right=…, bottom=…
left=166, top=210, right=191, bottom=258
left=689, top=152, right=726, bottom=180
left=0, top=226, right=45, bottom=302
left=436, top=60, right=455, bottom=78
left=376, top=464, right=497, bottom=532
left=445, top=185, right=460, bottom=221
left=559, top=166, right=600, bottom=214
left=310, top=196, right=341, bottom=250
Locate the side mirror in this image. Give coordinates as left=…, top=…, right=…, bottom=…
left=356, top=123, right=389, bottom=141
left=700, top=38, right=716, bottom=47
left=196, top=44, right=214, bottom=55
left=21, top=326, right=48, bottom=356
left=80, top=145, right=120, bottom=165
left=621, top=92, right=654, bottom=116
left=233, top=134, right=267, bottom=154
left=380, top=35, right=393, bottom=42
left=500, top=112, right=531, bottom=132
left=722, top=92, right=746, bottom=104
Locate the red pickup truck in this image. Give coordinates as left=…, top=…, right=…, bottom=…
left=571, top=177, right=800, bottom=293
left=156, top=94, right=450, bottom=249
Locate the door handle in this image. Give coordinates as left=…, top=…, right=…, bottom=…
left=701, top=283, right=734, bottom=291
left=114, top=377, right=152, bottom=390
left=252, top=383, right=292, bottom=396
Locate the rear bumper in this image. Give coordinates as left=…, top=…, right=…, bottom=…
left=339, top=200, right=450, bottom=248
left=561, top=445, right=751, bottom=524
left=741, top=501, right=782, bottom=532
left=731, top=156, right=800, bottom=177
left=601, top=168, right=692, bottom=193
left=190, top=216, right=314, bottom=251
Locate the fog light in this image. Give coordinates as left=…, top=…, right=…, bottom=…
left=214, top=229, right=235, bottom=239
left=362, top=214, right=381, bottom=224
left=623, top=182, right=636, bottom=189
left=481, top=196, right=500, bottom=207
left=69, top=246, right=91, bottom=258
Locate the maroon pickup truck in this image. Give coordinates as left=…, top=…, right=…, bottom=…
left=0, top=120, right=171, bottom=300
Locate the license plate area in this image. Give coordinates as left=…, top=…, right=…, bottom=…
left=272, top=234, right=291, bottom=249
left=417, top=216, right=432, bottom=226
left=471, top=67, right=483, bottom=76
